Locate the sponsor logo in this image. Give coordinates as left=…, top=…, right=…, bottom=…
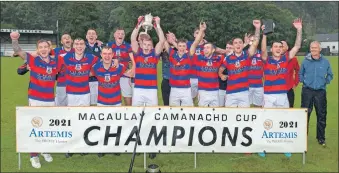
left=75, top=64, right=82, bottom=71
left=115, top=49, right=121, bottom=57
left=235, top=60, right=241, bottom=68
left=31, top=117, right=43, bottom=128
left=201, top=66, right=218, bottom=72
left=195, top=49, right=201, bottom=55
left=261, top=119, right=297, bottom=143
left=251, top=58, right=257, bottom=65
left=144, top=56, right=152, bottom=63
left=46, top=66, right=52, bottom=74
left=104, top=74, right=111, bottom=82
left=263, top=119, right=273, bottom=130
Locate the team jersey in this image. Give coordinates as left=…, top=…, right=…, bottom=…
left=107, top=41, right=132, bottom=72
left=263, top=54, right=289, bottom=94
left=26, top=53, right=60, bottom=102
left=50, top=47, right=74, bottom=87
left=169, top=48, right=191, bottom=88
left=85, top=41, right=102, bottom=82
left=59, top=53, right=99, bottom=95
left=195, top=53, right=223, bottom=91
left=221, top=51, right=250, bottom=94
left=187, top=41, right=205, bottom=78
left=248, top=50, right=264, bottom=88
left=134, top=48, right=160, bottom=89
left=85, top=41, right=102, bottom=58
left=91, top=62, right=125, bottom=105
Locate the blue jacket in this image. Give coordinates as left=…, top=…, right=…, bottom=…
left=299, top=53, right=333, bottom=90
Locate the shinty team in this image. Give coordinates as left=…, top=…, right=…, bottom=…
left=12, top=16, right=304, bottom=169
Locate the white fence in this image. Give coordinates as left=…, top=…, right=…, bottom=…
left=1, top=44, right=36, bottom=56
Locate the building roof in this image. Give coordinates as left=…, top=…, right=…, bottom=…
left=314, top=33, right=338, bottom=42
left=0, top=29, right=54, bottom=34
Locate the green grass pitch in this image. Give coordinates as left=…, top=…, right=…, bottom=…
left=1, top=56, right=338, bottom=172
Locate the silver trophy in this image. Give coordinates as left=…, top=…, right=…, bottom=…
left=140, top=13, right=153, bottom=36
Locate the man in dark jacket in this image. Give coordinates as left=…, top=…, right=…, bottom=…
left=299, top=41, right=334, bottom=147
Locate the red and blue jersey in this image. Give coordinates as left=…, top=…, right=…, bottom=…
left=248, top=50, right=264, bottom=88
left=169, top=48, right=191, bottom=88
left=107, top=41, right=132, bottom=75
left=91, top=62, right=125, bottom=105
left=221, top=51, right=250, bottom=94
left=187, top=41, right=205, bottom=78
left=50, top=47, right=74, bottom=87
left=60, top=53, right=99, bottom=95
left=134, top=48, right=160, bottom=89
left=26, top=53, right=60, bottom=102
left=263, top=54, right=289, bottom=94
left=195, top=53, right=223, bottom=91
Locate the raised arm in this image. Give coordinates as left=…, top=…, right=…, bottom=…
left=261, top=25, right=268, bottom=61
left=215, top=47, right=227, bottom=54
left=190, top=22, right=206, bottom=56
left=131, top=16, right=144, bottom=54
left=164, top=41, right=171, bottom=54
left=166, top=31, right=178, bottom=49
left=243, top=33, right=251, bottom=48
left=153, top=16, right=165, bottom=56
left=289, top=18, right=303, bottom=59
left=248, top=20, right=261, bottom=57
left=10, top=32, right=26, bottom=60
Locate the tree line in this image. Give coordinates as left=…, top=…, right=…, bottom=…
left=1, top=1, right=338, bottom=51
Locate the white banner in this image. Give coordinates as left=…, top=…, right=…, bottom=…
left=16, top=107, right=307, bottom=153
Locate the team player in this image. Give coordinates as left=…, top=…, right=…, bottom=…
left=260, top=18, right=303, bottom=158
left=85, top=29, right=102, bottom=105
left=247, top=34, right=264, bottom=107
left=60, top=38, right=101, bottom=106
left=130, top=16, right=165, bottom=160
left=219, top=20, right=262, bottom=107
left=190, top=22, right=224, bottom=107
left=11, top=31, right=57, bottom=169
left=52, top=34, right=74, bottom=106
left=107, top=27, right=135, bottom=106
left=187, top=29, right=206, bottom=101
left=166, top=29, right=205, bottom=101
left=130, top=16, right=165, bottom=106
left=91, top=46, right=126, bottom=106
left=163, top=38, right=193, bottom=106
left=16, top=35, right=74, bottom=106
left=60, top=38, right=110, bottom=158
